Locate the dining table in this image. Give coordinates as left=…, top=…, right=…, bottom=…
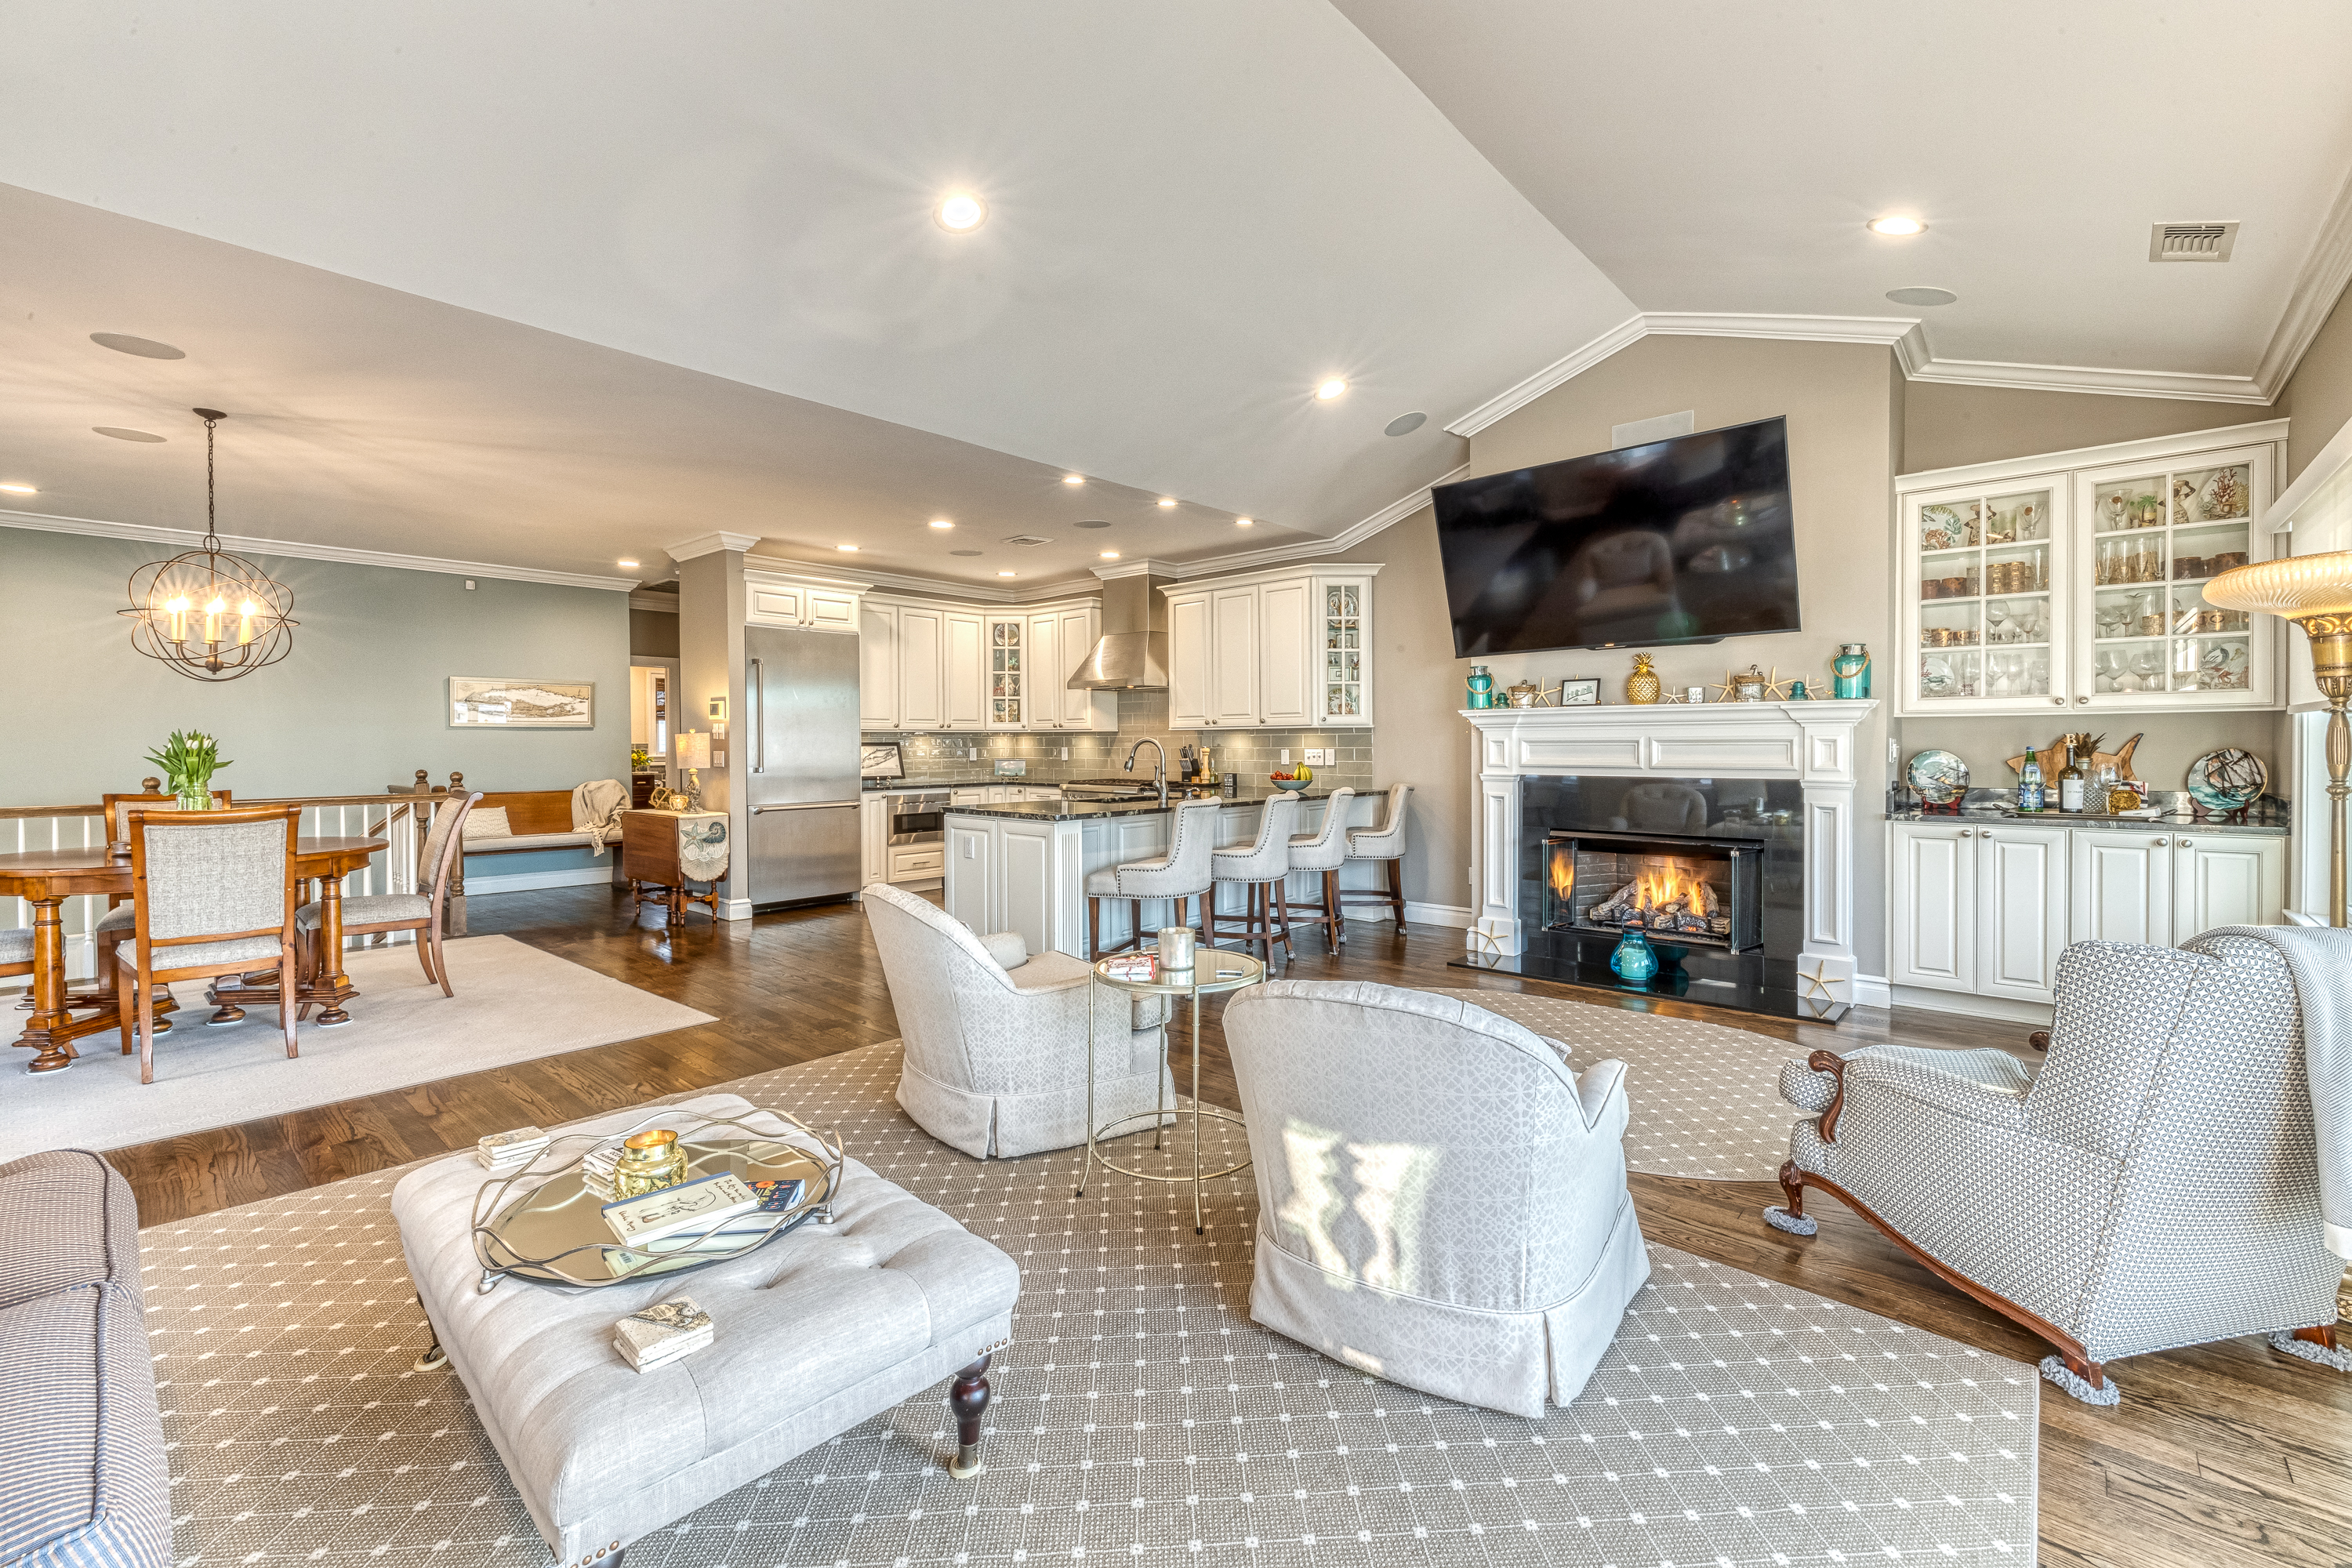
left=1, top=836, right=387, bottom=1074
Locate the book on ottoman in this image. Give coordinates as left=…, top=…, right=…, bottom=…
left=601, top=1172, right=759, bottom=1247
left=613, top=1296, right=713, bottom=1371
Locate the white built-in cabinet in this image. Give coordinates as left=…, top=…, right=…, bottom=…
left=1895, top=423, right=2287, bottom=717
left=859, top=595, right=1105, bottom=732
left=1889, top=818, right=2284, bottom=1012
left=1163, top=563, right=1380, bottom=730
left=746, top=569, right=863, bottom=633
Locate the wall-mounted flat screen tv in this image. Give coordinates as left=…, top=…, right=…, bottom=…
left=1432, top=415, right=1800, bottom=656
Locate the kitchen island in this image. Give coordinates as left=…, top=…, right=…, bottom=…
left=943, top=789, right=1385, bottom=958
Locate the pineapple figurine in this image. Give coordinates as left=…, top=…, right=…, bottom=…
left=1625, top=652, right=1661, bottom=705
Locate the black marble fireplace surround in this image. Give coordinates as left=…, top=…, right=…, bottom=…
left=1450, top=775, right=1821, bottom=1019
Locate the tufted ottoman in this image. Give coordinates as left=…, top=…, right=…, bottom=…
left=392, top=1093, right=1018, bottom=1568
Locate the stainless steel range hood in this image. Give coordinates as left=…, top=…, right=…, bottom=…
left=1067, top=571, right=1170, bottom=690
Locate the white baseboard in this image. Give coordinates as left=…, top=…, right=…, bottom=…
left=1852, top=973, right=1893, bottom=1010
left=1889, top=984, right=2055, bottom=1026
left=720, top=897, right=756, bottom=922
left=460, top=866, right=615, bottom=896
left=1405, top=901, right=1475, bottom=930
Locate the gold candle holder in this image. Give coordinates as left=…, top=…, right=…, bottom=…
left=612, top=1128, right=690, bottom=1198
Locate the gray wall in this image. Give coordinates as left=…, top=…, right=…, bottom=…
left=2283, top=276, right=2352, bottom=481
left=1901, top=379, right=2271, bottom=477
left=4, top=524, right=631, bottom=806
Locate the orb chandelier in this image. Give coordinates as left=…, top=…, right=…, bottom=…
left=120, top=408, right=297, bottom=681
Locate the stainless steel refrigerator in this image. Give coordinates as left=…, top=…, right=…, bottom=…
left=743, top=624, right=862, bottom=908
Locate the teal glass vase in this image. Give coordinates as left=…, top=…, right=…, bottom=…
left=1609, top=926, right=1658, bottom=985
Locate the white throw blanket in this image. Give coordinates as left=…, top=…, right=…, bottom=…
left=2208, top=924, right=2352, bottom=1259
left=572, top=778, right=630, bottom=855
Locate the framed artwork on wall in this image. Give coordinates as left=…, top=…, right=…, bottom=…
left=448, top=677, right=596, bottom=728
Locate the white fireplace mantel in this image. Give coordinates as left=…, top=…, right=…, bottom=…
left=1464, top=699, right=1878, bottom=1010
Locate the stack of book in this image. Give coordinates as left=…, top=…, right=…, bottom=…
left=477, top=1126, right=550, bottom=1174
left=613, top=1296, right=713, bottom=1372
left=601, top=1172, right=763, bottom=1273
left=579, top=1139, right=626, bottom=1200
left=1101, top=953, right=1158, bottom=982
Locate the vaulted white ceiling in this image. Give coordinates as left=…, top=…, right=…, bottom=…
left=2, top=2, right=2349, bottom=586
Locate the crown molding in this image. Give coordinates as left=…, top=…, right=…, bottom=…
left=2255, top=162, right=2352, bottom=400
left=1444, top=314, right=1645, bottom=437
left=1091, top=557, right=1186, bottom=581
left=1, top=507, right=641, bottom=591
left=1642, top=310, right=1923, bottom=347
left=1153, top=464, right=1470, bottom=578
left=665, top=530, right=763, bottom=561
left=1896, top=416, right=2290, bottom=494
left=1900, top=352, right=2271, bottom=405
left=842, top=561, right=1104, bottom=604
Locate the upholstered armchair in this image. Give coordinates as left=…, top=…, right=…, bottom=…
left=1770, top=931, right=2348, bottom=1403
left=863, top=883, right=1174, bottom=1160
left=1221, top=979, right=1650, bottom=1417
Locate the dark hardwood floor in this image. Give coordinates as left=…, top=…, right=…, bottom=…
left=100, top=884, right=2352, bottom=1568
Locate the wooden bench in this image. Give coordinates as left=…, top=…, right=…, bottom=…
left=393, top=771, right=602, bottom=894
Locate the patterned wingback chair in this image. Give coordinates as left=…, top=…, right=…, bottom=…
left=1771, top=932, right=2347, bottom=1403
left=1221, top=979, right=1650, bottom=1417
left=862, top=884, right=1174, bottom=1160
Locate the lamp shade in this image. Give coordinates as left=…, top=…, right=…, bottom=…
left=676, top=730, right=712, bottom=769
left=2203, top=550, right=2352, bottom=618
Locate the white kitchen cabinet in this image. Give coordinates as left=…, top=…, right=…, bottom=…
left=2173, top=832, right=2284, bottom=942
left=858, top=604, right=898, bottom=728
left=1056, top=606, right=1114, bottom=729
left=2071, top=830, right=2175, bottom=946
left=895, top=605, right=947, bottom=729
left=1024, top=612, right=1069, bottom=729
left=746, top=569, right=864, bottom=633
left=1974, top=823, right=2070, bottom=1004
left=985, top=617, right=1029, bottom=730
left=858, top=795, right=890, bottom=888
left=1895, top=423, right=2285, bottom=717
left=1163, top=564, right=1381, bottom=730
left=946, top=818, right=993, bottom=931
left=1889, top=821, right=1976, bottom=993
left=945, top=612, right=985, bottom=729
left=888, top=843, right=946, bottom=883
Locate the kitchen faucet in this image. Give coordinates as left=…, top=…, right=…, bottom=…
left=1123, top=738, right=1168, bottom=807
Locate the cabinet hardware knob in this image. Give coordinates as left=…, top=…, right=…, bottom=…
left=2076, top=696, right=2090, bottom=705
left=1956, top=829, right=1971, bottom=837
left=2179, top=837, right=2192, bottom=846
left=2153, top=837, right=2168, bottom=847
left=2052, top=697, right=2065, bottom=706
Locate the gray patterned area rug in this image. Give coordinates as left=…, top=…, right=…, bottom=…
left=143, top=1041, right=2038, bottom=1568
left=1429, top=989, right=1816, bottom=1182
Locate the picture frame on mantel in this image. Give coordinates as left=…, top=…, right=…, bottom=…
left=448, top=677, right=596, bottom=728
left=1558, top=677, right=1600, bottom=706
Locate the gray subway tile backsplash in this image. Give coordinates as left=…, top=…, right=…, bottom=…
left=863, top=688, right=1374, bottom=793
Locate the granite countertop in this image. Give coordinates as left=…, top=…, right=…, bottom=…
left=862, top=778, right=1023, bottom=793
left=1886, top=804, right=2288, bottom=837
left=945, top=788, right=1337, bottom=822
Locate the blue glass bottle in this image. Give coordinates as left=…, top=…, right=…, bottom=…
left=1610, top=925, right=1658, bottom=985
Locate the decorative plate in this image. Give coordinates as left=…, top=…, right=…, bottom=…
left=1907, top=748, right=1970, bottom=806
left=2185, top=748, right=2267, bottom=812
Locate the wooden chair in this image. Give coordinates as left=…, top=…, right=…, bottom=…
left=294, top=791, right=479, bottom=999
left=117, top=804, right=301, bottom=1084
left=95, top=785, right=235, bottom=1027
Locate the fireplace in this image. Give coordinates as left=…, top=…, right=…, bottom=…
left=1544, top=832, right=1762, bottom=953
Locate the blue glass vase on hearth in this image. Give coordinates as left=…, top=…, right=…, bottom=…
left=1609, top=925, right=1658, bottom=985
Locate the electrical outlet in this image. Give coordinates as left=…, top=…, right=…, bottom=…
left=1279, top=749, right=1291, bottom=765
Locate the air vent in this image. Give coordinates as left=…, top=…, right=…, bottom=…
left=2149, top=222, right=2238, bottom=263
left=1000, top=535, right=1054, bottom=546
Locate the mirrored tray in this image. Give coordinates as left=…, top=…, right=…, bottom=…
left=469, top=1107, right=843, bottom=1291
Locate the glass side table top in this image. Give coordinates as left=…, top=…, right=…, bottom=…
left=1091, top=950, right=1264, bottom=996
left=471, top=1108, right=842, bottom=1291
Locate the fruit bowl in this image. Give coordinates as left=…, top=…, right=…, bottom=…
left=1269, top=776, right=1308, bottom=792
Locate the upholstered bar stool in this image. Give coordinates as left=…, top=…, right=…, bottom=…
left=1207, top=793, right=1302, bottom=964
left=1086, top=798, right=1220, bottom=958
left=1339, top=782, right=1412, bottom=931
left=1278, top=788, right=1356, bottom=953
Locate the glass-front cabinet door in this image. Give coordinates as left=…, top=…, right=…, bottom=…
left=2070, top=443, right=2275, bottom=712
left=1321, top=581, right=1364, bottom=723
left=986, top=617, right=1025, bottom=729
left=1898, top=477, right=2070, bottom=715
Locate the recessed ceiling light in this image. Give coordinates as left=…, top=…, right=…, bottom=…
left=950, top=549, right=982, bottom=557
left=1062, top=474, right=1084, bottom=486
left=617, top=558, right=641, bottom=568
left=1157, top=498, right=1177, bottom=509
left=997, top=570, right=1016, bottom=577
left=1315, top=378, right=1348, bottom=401
left=94, top=426, right=165, bottom=442
left=928, top=518, right=954, bottom=529
left=1235, top=517, right=1254, bottom=528
left=1886, top=286, right=1958, bottom=307
left=935, top=194, right=987, bottom=232
left=0, top=482, right=35, bottom=495
left=90, top=332, right=186, bottom=359
left=1867, top=215, right=1926, bottom=237
left=1100, top=550, right=1120, bottom=560
left=1384, top=412, right=1428, bottom=437
left=837, top=543, right=859, bottom=552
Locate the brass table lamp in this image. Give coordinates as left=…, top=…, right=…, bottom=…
left=2205, top=550, right=2352, bottom=926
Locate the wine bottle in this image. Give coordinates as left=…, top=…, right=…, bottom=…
left=2017, top=745, right=2045, bottom=813
left=2057, top=740, right=2087, bottom=813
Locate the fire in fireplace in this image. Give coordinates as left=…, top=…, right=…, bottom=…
left=1544, top=831, right=1762, bottom=953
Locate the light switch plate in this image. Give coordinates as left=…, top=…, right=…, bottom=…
left=1279, top=749, right=1291, bottom=764
left=1303, top=748, right=1328, bottom=766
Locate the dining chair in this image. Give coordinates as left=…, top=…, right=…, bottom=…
left=1, top=925, right=31, bottom=988
left=93, top=786, right=234, bottom=1018
left=294, top=791, right=479, bottom=999
left=117, top=804, right=302, bottom=1084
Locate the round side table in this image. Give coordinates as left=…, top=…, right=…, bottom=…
left=1080, top=950, right=1264, bottom=1233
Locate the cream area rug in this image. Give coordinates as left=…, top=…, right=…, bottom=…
left=141, top=1040, right=2039, bottom=1568
left=1432, top=989, right=1824, bottom=1183
left=20, top=936, right=713, bottom=1154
